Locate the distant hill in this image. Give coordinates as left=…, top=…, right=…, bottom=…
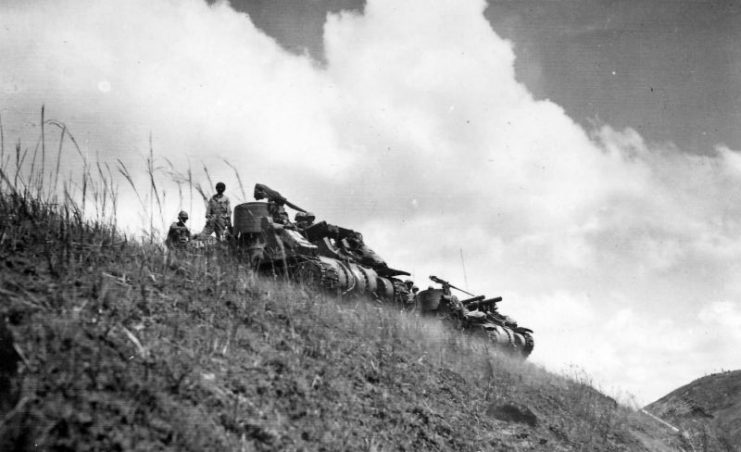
left=646, top=370, right=741, bottom=452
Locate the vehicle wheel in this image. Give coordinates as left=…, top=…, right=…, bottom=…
left=295, top=261, right=324, bottom=290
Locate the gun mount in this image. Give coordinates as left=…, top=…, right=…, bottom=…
left=430, top=275, right=475, bottom=297
left=253, top=183, right=307, bottom=213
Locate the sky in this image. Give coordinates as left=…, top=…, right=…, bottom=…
left=1, top=0, right=740, bottom=405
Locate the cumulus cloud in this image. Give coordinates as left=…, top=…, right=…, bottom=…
left=2, top=0, right=741, bottom=403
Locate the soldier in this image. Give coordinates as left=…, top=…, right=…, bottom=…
left=268, top=201, right=290, bottom=225
left=294, top=211, right=315, bottom=233
left=344, top=231, right=387, bottom=269
left=402, top=279, right=419, bottom=309
left=166, top=210, right=191, bottom=249
left=200, top=182, right=232, bottom=240
left=253, top=183, right=290, bottom=225
left=435, top=280, right=466, bottom=324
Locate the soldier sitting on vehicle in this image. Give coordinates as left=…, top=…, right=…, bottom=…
left=342, top=231, right=387, bottom=269
left=301, top=220, right=409, bottom=277
left=294, top=211, right=316, bottom=234
left=200, top=182, right=232, bottom=240
left=434, top=279, right=467, bottom=321
left=166, top=210, right=191, bottom=249
left=254, top=183, right=291, bottom=225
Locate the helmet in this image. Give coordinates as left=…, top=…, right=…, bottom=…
left=215, top=182, right=226, bottom=191
left=295, top=211, right=316, bottom=222
left=178, top=210, right=189, bottom=220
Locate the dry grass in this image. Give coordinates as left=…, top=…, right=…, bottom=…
left=0, top=110, right=684, bottom=451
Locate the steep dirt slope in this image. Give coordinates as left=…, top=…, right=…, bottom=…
left=0, top=192, right=683, bottom=451
left=646, top=370, right=741, bottom=451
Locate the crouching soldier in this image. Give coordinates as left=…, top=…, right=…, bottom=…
left=344, top=231, right=387, bottom=269
left=200, top=182, right=232, bottom=240
left=166, top=211, right=191, bottom=249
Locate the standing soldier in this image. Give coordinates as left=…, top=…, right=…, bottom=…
left=166, top=211, right=191, bottom=249
left=200, top=182, right=232, bottom=240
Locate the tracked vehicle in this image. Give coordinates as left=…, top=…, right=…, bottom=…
left=232, top=184, right=416, bottom=307
left=230, top=183, right=533, bottom=358
left=416, top=276, right=534, bottom=358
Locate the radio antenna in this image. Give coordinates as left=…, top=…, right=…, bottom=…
left=459, top=248, right=469, bottom=290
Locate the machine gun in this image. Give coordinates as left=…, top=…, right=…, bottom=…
left=429, top=275, right=476, bottom=297
left=304, top=221, right=410, bottom=277
left=464, top=296, right=502, bottom=311
left=303, top=221, right=356, bottom=243
left=254, top=183, right=307, bottom=213
left=429, top=276, right=502, bottom=311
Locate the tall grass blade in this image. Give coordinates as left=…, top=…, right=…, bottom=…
left=194, top=183, right=208, bottom=202
left=40, top=105, right=46, bottom=199
left=81, top=160, right=89, bottom=217
left=49, top=125, right=66, bottom=202
left=0, top=113, right=5, bottom=179
left=202, top=163, right=214, bottom=193
left=187, top=162, right=193, bottom=219
left=222, top=158, right=246, bottom=202
left=0, top=168, right=17, bottom=195
left=29, top=138, right=39, bottom=195
left=117, top=159, right=144, bottom=207
left=147, top=134, right=165, bottom=241
left=106, top=162, right=119, bottom=227
left=163, top=157, right=184, bottom=210
left=14, top=141, right=28, bottom=191
left=97, top=161, right=109, bottom=221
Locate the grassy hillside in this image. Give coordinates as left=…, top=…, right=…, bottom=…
left=646, top=370, right=741, bottom=452
left=0, top=183, right=689, bottom=450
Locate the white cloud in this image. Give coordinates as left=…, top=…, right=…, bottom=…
left=2, top=0, right=741, bottom=404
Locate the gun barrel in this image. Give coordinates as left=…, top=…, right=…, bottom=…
left=429, top=275, right=475, bottom=297
left=254, top=183, right=307, bottom=213
left=284, top=200, right=307, bottom=213
left=467, top=296, right=502, bottom=311
left=430, top=275, right=447, bottom=285
left=460, top=295, right=485, bottom=305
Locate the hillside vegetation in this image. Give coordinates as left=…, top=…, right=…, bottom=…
left=0, top=133, right=689, bottom=450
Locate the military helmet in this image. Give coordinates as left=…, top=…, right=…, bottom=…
left=178, top=210, right=189, bottom=220
left=215, top=182, right=226, bottom=191
left=295, top=211, right=316, bottom=222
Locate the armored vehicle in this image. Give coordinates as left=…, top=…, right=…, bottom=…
left=232, top=184, right=416, bottom=307
left=416, top=276, right=534, bottom=358
left=229, top=183, right=534, bottom=358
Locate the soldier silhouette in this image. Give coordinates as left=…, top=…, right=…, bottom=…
left=200, top=182, right=232, bottom=240
left=166, top=210, right=191, bottom=249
